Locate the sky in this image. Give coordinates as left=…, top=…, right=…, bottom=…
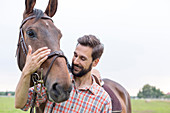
left=0, top=0, right=170, bottom=96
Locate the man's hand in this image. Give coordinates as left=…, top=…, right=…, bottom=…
left=22, top=45, right=51, bottom=76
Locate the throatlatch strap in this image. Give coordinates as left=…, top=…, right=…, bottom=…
left=30, top=91, right=37, bottom=113
left=50, top=102, right=56, bottom=113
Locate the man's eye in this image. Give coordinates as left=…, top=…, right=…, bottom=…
left=81, top=57, right=86, bottom=61
left=74, top=53, right=78, bottom=57
left=26, top=29, right=36, bottom=38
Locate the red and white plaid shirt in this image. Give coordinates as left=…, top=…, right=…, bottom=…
left=22, top=75, right=112, bottom=113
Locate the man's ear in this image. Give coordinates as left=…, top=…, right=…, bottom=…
left=92, top=58, right=99, bottom=67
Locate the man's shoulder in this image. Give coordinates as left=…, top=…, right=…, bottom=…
left=92, top=83, right=111, bottom=102
left=95, top=83, right=109, bottom=94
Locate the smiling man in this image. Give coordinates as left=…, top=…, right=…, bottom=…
left=69, top=35, right=112, bottom=112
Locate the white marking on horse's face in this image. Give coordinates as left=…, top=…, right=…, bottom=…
left=46, top=22, right=49, bottom=26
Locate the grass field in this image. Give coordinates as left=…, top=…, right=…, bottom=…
left=0, top=97, right=29, bottom=113
left=0, top=97, right=170, bottom=113
left=131, top=99, right=170, bottom=113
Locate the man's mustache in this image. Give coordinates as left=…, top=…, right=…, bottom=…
left=72, top=64, right=83, bottom=69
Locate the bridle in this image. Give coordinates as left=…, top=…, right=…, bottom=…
left=16, top=15, right=70, bottom=113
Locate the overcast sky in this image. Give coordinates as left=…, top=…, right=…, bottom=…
left=0, top=0, right=170, bottom=96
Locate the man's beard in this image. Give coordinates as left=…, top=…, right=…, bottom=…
left=71, top=63, right=92, bottom=77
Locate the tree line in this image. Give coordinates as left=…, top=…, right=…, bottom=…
left=0, top=91, right=15, bottom=96
left=137, top=84, right=170, bottom=99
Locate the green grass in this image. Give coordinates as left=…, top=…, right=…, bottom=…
left=0, top=97, right=170, bottom=113
left=0, top=97, right=29, bottom=113
left=132, top=99, right=170, bottom=113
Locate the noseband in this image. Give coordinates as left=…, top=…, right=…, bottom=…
left=17, top=15, right=70, bottom=85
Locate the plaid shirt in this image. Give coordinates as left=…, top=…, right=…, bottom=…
left=22, top=75, right=112, bottom=113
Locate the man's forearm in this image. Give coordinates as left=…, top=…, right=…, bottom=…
left=15, top=46, right=50, bottom=109
left=15, top=72, right=31, bottom=109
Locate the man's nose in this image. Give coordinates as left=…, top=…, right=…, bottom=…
left=73, top=57, right=80, bottom=65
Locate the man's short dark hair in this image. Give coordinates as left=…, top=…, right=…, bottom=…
left=77, top=35, right=104, bottom=61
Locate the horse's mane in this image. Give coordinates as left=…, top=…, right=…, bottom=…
left=32, top=9, right=44, bottom=22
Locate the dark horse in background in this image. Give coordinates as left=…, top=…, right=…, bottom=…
left=92, top=69, right=131, bottom=113
left=16, top=0, right=72, bottom=112
left=103, top=79, right=132, bottom=113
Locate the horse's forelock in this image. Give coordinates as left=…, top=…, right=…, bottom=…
left=33, top=9, right=44, bottom=23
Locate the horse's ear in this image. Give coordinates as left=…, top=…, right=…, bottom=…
left=25, top=0, right=36, bottom=14
left=45, top=0, right=58, bottom=17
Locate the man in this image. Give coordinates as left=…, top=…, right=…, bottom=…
left=15, top=35, right=112, bottom=112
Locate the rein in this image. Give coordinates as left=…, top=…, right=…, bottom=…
left=16, top=15, right=70, bottom=113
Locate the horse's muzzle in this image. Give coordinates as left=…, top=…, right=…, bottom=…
left=48, top=83, right=72, bottom=103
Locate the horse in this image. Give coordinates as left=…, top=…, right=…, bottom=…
left=92, top=69, right=131, bottom=113
left=16, top=0, right=72, bottom=112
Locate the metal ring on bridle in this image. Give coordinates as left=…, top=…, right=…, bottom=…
left=32, top=73, right=40, bottom=83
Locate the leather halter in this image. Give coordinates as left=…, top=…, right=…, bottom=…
left=17, top=15, right=70, bottom=84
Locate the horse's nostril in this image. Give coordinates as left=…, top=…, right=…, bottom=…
left=52, top=83, right=59, bottom=91
left=68, top=86, right=72, bottom=93
left=52, top=83, right=72, bottom=96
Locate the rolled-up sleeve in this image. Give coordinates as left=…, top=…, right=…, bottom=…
left=21, top=84, right=47, bottom=111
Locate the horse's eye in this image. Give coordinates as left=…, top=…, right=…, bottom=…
left=26, top=29, right=36, bottom=38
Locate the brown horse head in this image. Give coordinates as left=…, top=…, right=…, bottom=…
left=16, top=0, right=72, bottom=103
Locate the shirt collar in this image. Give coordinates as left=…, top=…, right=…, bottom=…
left=70, top=74, right=99, bottom=95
